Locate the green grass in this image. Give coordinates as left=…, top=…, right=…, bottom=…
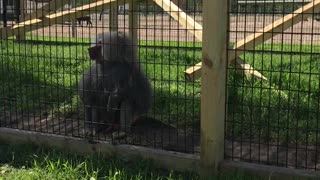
left=0, top=36, right=201, bottom=129
left=0, top=142, right=258, bottom=179
left=0, top=35, right=319, bottom=146
left=227, top=44, right=320, bottom=145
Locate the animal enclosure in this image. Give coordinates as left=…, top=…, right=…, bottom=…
left=0, top=0, right=203, bottom=154
left=226, top=0, right=320, bottom=171
left=0, top=0, right=320, bottom=177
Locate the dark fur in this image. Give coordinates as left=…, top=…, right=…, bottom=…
left=76, top=16, right=93, bottom=26
left=78, top=31, right=152, bottom=134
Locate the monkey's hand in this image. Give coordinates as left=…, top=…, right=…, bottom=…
left=107, top=90, right=123, bottom=111
left=107, top=63, right=132, bottom=111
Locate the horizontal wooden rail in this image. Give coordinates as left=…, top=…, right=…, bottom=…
left=0, top=0, right=127, bottom=39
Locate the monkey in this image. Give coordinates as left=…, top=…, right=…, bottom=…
left=78, top=31, right=152, bottom=137
left=76, top=15, right=93, bottom=26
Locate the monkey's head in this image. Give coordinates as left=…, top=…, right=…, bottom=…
left=88, top=31, right=137, bottom=64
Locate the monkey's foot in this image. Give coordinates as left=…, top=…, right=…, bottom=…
left=84, top=128, right=96, bottom=137
left=112, top=131, right=126, bottom=140
left=103, top=122, right=119, bottom=134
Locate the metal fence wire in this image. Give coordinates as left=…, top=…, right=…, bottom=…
left=226, top=0, right=320, bottom=171
left=0, top=0, right=319, bottom=172
left=0, top=0, right=202, bottom=154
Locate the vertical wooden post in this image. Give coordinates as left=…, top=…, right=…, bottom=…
left=71, top=0, right=76, bottom=38
left=200, top=0, right=227, bottom=178
left=109, top=3, right=118, bottom=31
left=16, top=0, right=26, bottom=41
left=128, top=0, right=138, bottom=45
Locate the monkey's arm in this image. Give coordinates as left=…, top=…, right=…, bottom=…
left=107, top=64, right=132, bottom=111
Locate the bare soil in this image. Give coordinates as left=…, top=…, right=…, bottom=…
left=1, top=110, right=320, bottom=171
left=24, top=14, right=320, bottom=45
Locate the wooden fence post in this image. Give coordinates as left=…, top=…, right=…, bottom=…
left=200, top=0, right=227, bottom=178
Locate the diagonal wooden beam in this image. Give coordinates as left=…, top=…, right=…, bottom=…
left=4, top=0, right=70, bottom=39
left=185, top=0, right=320, bottom=81
left=0, top=0, right=126, bottom=39
left=235, top=57, right=268, bottom=81
left=152, top=0, right=202, bottom=40
left=152, top=0, right=265, bottom=81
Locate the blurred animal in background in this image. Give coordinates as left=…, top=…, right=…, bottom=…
left=76, top=15, right=93, bottom=26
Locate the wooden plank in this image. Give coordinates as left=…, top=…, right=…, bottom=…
left=152, top=0, right=202, bottom=81
left=220, top=160, right=320, bottom=179
left=2, top=127, right=319, bottom=179
left=234, top=57, right=268, bottom=81
left=152, top=0, right=202, bottom=40
left=0, top=128, right=200, bottom=173
left=185, top=62, right=202, bottom=81
left=0, top=0, right=127, bottom=39
left=185, top=0, right=320, bottom=81
left=230, top=0, right=320, bottom=62
left=200, top=0, right=227, bottom=178
left=152, top=0, right=264, bottom=81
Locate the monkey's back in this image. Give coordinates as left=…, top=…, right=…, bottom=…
left=129, top=68, right=153, bottom=116
left=78, top=61, right=152, bottom=116
left=104, top=61, right=152, bottom=115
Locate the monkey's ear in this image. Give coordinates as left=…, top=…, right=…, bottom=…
left=88, top=45, right=102, bottom=60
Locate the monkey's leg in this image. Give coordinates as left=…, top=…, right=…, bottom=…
left=95, top=106, right=115, bottom=133
left=84, top=106, right=93, bottom=136
left=90, top=106, right=101, bottom=136
left=101, top=110, right=116, bottom=134
left=120, top=100, right=133, bottom=133
left=112, top=101, right=133, bottom=140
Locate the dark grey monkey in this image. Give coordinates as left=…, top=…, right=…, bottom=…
left=78, top=31, right=152, bottom=136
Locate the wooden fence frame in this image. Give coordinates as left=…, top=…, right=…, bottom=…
left=1, top=128, right=320, bottom=179
left=185, top=0, right=320, bottom=81
left=0, top=0, right=320, bottom=179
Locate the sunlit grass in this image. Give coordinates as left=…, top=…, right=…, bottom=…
left=0, top=36, right=319, bottom=145
left=0, top=143, right=259, bottom=179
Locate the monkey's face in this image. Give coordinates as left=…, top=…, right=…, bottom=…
left=88, top=42, right=102, bottom=61
left=88, top=32, right=134, bottom=63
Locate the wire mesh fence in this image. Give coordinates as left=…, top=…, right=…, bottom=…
left=226, top=0, right=320, bottom=171
left=0, top=0, right=201, bottom=154
left=0, top=0, right=319, bottom=173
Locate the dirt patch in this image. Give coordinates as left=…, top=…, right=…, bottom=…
left=0, top=110, right=200, bottom=154
left=24, top=14, right=320, bottom=45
